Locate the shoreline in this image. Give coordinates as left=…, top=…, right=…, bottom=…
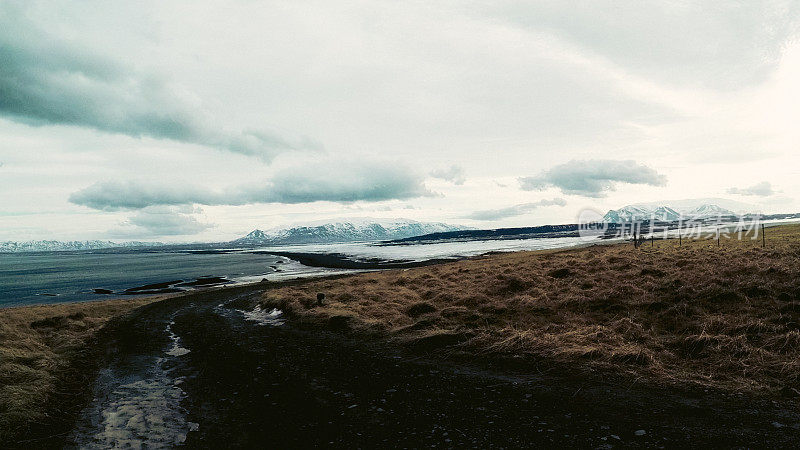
left=257, top=250, right=459, bottom=269
left=5, top=227, right=800, bottom=445
left=3, top=239, right=607, bottom=311
left=4, top=234, right=622, bottom=310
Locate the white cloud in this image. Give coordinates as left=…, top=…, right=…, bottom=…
left=490, top=1, right=800, bottom=90
left=727, top=181, right=776, bottom=197
left=465, top=198, right=566, bottom=220
left=69, top=160, right=432, bottom=210
left=519, top=160, right=667, bottom=198
left=109, top=205, right=214, bottom=237
left=429, top=165, right=466, bottom=185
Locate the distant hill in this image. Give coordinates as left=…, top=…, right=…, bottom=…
left=688, top=204, right=736, bottom=218
left=0, top=240, right=161, bottom=253
left=602, top=203, right=737, bottom=223
left=383, top=224, right=582, bottom=245
left=231, top=219, right=466, bottom=246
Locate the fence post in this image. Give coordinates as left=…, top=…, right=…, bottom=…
left=762, top=224, right=765, bottom=248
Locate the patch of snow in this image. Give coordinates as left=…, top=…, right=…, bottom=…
left=238, top=306, right=285, bottom=326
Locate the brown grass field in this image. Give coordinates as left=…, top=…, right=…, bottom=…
left=261, top=223, right=800, bottom=395
left=0, top=296, right=161, bottom=441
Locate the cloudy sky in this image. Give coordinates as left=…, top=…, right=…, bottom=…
left=2, top=0, right=800, bottom=242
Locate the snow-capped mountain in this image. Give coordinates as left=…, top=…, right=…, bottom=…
left=602, top=205, right=653, bottom=223
left=688, top=204, right=735, bottom=218
left=0, top=240, right=161, bottom=253
left=651, top=206, right=682, bottom=221
left=602, top=203, right=737, bottom=223
left=231, top=219, right=466, bottom=245
left=234, top=230, right=271, bottom=245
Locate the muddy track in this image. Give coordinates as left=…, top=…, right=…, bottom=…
left=62, top=284, right=800, bottom=448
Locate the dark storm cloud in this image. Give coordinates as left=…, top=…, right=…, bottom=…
left=519, top=159, right=666, bottom=197
left=465, top=198, right=566, bottom=220
left=69, top=162, right=432, bottom=210
left=0, top=2, right=317, bottom=160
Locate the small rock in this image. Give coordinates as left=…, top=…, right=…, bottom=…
left=635, top=429, right=646, bottom=436
left=772, top=421, right=784, bottom=428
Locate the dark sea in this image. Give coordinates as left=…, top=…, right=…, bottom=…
left=0, top=234, right=595, bottom=308
left=0, top=249, right=294, bottom=308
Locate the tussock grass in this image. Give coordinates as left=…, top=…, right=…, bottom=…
left=261, top=224, right=800, bottom=394
left=0, top=297, right=160, bottom=441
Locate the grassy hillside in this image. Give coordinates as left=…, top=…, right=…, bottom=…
left=261, top=223, right=800, bottom=394
left=0, top=297, right=162, bottom=442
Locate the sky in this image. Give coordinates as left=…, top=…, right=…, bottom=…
left=2, top=0, right=800, bottom=242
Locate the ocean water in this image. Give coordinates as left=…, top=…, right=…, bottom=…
left=5, top=219, right=796, bottom=309
left=0, top=250, right=292, bottom=307
left=0, top=236, right=595, bottom=308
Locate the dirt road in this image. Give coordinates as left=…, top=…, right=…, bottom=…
left=61, top=284, right=800, bottom=448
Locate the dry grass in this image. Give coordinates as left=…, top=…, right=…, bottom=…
left=261, top=223, right=800, bottom=394
left=0, top=296, right=161, bottom=441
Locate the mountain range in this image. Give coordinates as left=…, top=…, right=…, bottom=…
left=0, top=240, right=162, bottom=253
left=231, top=219, right=466, bottom=246
left=0, top=220, right=466, bottom=253
left=3, top=207, right=775, bottom=252
left=602, top=204, right=738, bottom=223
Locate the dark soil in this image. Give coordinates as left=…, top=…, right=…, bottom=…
left=13, top=282, right=800, bottom=448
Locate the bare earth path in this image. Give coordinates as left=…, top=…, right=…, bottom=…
left=64, top=284, right=800, bottom=448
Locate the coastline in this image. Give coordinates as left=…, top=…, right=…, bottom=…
left=257, top=250, right=458, bottom=269
left=5, top=226, right=800, bottom=445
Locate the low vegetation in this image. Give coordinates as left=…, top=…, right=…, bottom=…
left=261, top=224, right=800, bottom=394
left=0, top=297, right=160, bottom=442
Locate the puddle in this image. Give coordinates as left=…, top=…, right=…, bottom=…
left=166, top=320, right=191, bottom=357
left=68, top=362, right=198, bottom=448
left=68, top=320, right=197, bottom=448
